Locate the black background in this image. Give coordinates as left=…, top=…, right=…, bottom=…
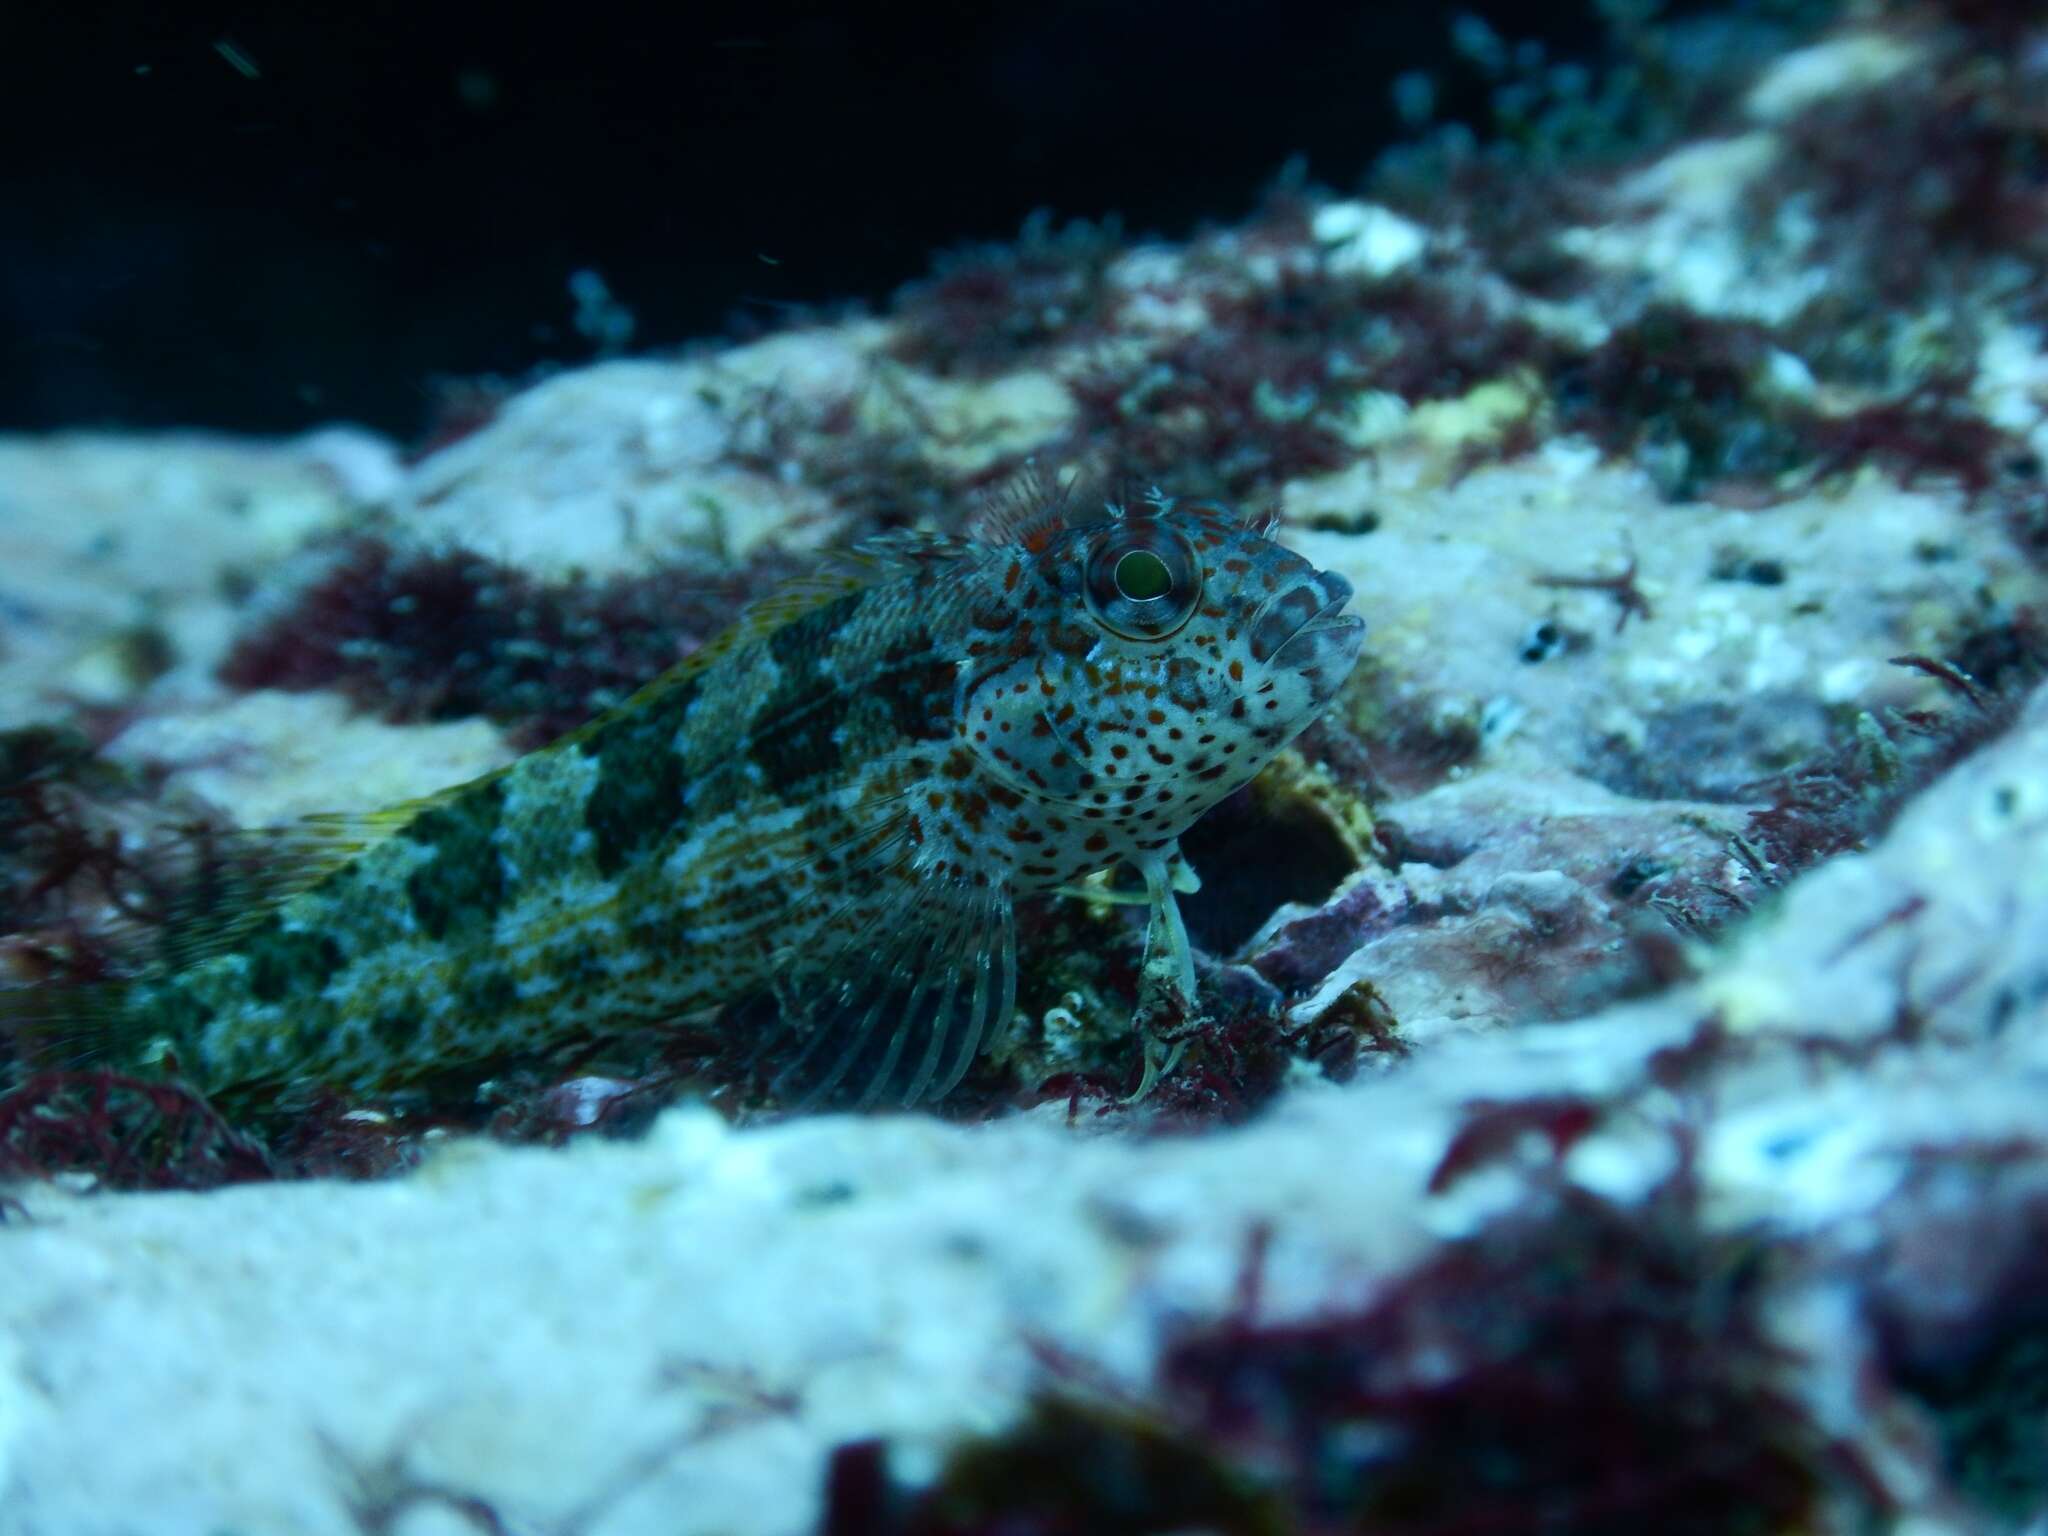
left=3, top=3, right=1605, bottom=439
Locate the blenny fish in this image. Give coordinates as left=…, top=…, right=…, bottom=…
left=14, top=481, right=1364, bottom=1109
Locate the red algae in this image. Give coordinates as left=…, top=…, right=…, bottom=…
left=828, top=1181, right=1869, bottom=1535
left=0, top=1069, right=275, bottom=1192
left=218, top=537, right=774, bottom=747
left=887, top=213, right=1125, bottom=379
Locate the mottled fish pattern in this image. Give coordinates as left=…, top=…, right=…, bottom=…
left=31, top=483, right=1364, bottom=1108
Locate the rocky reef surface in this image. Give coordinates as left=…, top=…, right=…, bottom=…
left=6, top=4, right=2048, bottom=1531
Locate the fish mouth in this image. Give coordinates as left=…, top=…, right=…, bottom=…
left=1298, top=595, right=1361, bottom=638
left=1270, top=596, right=1365, bottom=709
left=1249, top=568, right=1362, bottom=669
left=1272, top=595, right=1364, bottom=663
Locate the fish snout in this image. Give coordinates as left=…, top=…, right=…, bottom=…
left=1311, top=567, right=1353, bottom=616
left=1249, top=567, right=1357, bottom=664
left=1252, top=562, right=1364, bottom=692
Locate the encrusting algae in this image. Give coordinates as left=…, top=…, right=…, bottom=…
left=4, top=474, right=1363, bottom=1110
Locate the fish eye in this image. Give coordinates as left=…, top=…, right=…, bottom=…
left=1114, top=549, right=1172, bottom=601
left=1084, top=522, right=1202, bottom=640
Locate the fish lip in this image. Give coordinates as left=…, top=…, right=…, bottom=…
left=1275, top=598, right=1364, bottom=654
left=1267, top=604, right=1364, bottom=686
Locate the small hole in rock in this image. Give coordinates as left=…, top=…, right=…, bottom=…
left=1176, top=782, right=1359, bottom=955
left=1520, top=620, right=1565, bottom=663
left=1710, top=547, right=1787, bottom=586
left=1300, top=508, right=1380, bottom=535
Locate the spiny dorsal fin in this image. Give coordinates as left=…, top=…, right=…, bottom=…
left=968, top=460, right=1082, bottom=553
left=744, top=530, right=973, bottom=625
left=547, top=527, right=976, bottom=760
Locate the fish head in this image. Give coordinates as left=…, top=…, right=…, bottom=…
left=961, top=497, right=1363, bottom=849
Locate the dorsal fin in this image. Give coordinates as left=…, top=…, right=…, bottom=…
left=696, top=530, right=972, bottom=655
left=968, top=461, right=1081, bottom=553
left=545, top=527, right=974, bottom=758
left=739, top=530, right=973, bottom=629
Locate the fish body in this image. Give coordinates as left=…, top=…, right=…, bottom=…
left=60, top=487, right=1364, bottom=1107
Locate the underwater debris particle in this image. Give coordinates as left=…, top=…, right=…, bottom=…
left=1533, top=547, right=1653, bottom=633
left=211, top=37, right=260, bottom=78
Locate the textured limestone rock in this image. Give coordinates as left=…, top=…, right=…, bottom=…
left=5, top=8, right=2048, bottom=1531
left=2, top=682, right=2042, bottom=1535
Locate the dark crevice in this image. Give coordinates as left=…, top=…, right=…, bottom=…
left=1177, top=782, right=1359, bottom=956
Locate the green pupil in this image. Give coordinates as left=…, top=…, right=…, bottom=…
left=1114, top=549, right=1173, bottom=602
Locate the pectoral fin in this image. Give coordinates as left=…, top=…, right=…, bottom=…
left=1051, top=851, right=1201, bottom=907
left=768, top=869, right=1016, bottom=1111
left=1124, top=848, right=1199, bottom=1104
left=1136, top=851, right=1197, bottom=1009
